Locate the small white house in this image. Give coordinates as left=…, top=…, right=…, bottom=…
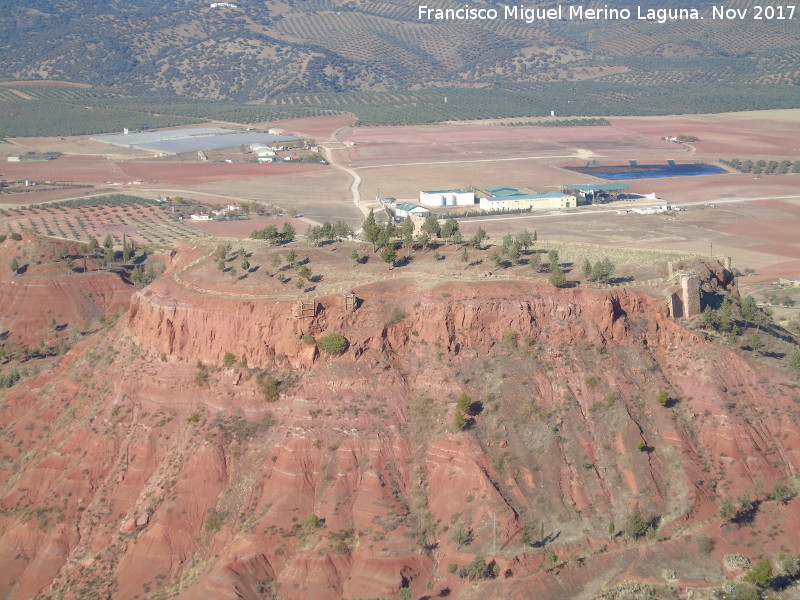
left=395, top=203, right=431, bottom=219
left=227, top=204, right=241, bottom=212
left=190, top=213, right=210, bottom=221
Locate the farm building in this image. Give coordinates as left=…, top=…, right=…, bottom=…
left=419, top=189, right=475, bottom=207
left=190, top=213, right=211, bottom=221
left=479, top=191, right=576, bottom=212
left=778, top=278, right=800, bottom=287
left=483, top=185, right=521, bottom=197
left=395, top=203, right=431, bottom=219
left=631, top=206, right=668, bottom=215
left=250, top=143, right=276, bottom=158
left=564, top=183, right=630, bottom=203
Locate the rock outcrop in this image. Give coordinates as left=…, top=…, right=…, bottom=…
left=1, top=273, right=798, bottom=600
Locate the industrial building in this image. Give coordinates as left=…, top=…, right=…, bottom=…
left=479, top=191, right=576, bottom=212
left=419, top=189, right=475, bottom=207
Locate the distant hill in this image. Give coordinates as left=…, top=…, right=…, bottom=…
left=1, top=0, right=799, bottom=133
left=2, top=0, right=799, bottom=102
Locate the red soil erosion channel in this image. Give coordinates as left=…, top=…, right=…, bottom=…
left=1, top=228, right=799, bottom=600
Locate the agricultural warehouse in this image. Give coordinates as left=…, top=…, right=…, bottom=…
left=419, top=189, right=475, bottom=207
left=479, top=191, right=576, bottom=212
left=564, top=183, right=631, bottom=203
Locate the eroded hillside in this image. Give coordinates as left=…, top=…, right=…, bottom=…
left=1, top=238, right=799, bottom=599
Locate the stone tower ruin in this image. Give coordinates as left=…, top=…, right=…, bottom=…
left=680, top=272, right=701, bottom=317
left=666, top=256, right=733, bottom=319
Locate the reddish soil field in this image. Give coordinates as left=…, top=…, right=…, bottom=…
left=704, top=212, right=800, bottom=245
left=182, top=169, right=360, bottom=227
left=625, top=171, right=800, bottom=202
left=343, top=123, right=683, bottom=167
left=116, top=161, right=328, bottom=186
left=750, top=259, right=800, bottom=279
left=756, top=197, right=800, bottom=217
left=0, top=188, right=108, bottom=206
left=340, top=120, right=709, bottom=202
left=613, top=112, right=800, bottom=156
left=4, top=157, right=329, bottom=187
left=345, top=122, right=653, bottom=146
left=1, top=155, right=126, bottom=183
left=745, top=243, right=800, bottom=259
left=185, top=215, right=309, bottom=238
left=270, top=114, right=356, bottom=141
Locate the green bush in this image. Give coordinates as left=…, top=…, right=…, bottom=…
left=261, top=376, right=280, bottom=402
left=194, top=369, right=209, bottom=386
left=456, top=393, right=472, bottom=415
left=303, top=513, right=322, bottom=529
left=549, top=265, right=567, bottom=288
left=771, top=481, right=794, bottom=504
left=204, top=509, right=223, bottom=532
left=451, top=524, right=474, bottom=547
left=744, top=558, right=773, bottom=588
left=318, top=333, right=349, bottom=355
left=453, top=411, right=468, bottom=431
left=623, top=504, right=649, bottom=538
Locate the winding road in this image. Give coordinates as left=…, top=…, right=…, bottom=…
left=318, top=127, right=369, bottom=219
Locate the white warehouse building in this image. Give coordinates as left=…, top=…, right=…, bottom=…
left=479, top=191, right=576, bottom=212
left=419, top=189, right=475, bottom=207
